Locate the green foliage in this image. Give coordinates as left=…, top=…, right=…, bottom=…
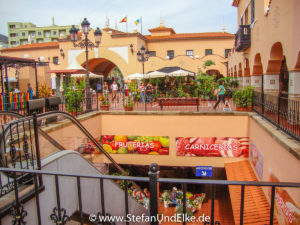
left=101, top=93, right=110, bottom=105
left=63, top=79, right=85, bottom=113
left=123, top=95, right=134, bottom=108
left=233, top=86, right=254, bottom=107
left=196, top=76, right=214, bottom=98
left=203, top=60, right=216, bottom=69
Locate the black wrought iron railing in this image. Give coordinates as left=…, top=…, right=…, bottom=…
left=253, top=91, right=300, bottom=141
left=235, top=25, right=251, bottom=52
left=0, top=164, right=300, bottom=225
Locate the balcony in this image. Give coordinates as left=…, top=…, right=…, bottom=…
left=234, top=25, right=251, bottom=52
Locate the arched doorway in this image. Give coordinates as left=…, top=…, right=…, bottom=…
left=252, top=53, right=263, bottom=90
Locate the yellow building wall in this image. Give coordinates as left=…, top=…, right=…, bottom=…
left=228, top=0, right=300, bottom=75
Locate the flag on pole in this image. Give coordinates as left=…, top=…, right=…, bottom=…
left=120, top=16, right=127, bottom=23
left=134, top=18, right=140, bottom=26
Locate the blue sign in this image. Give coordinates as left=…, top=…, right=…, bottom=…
left=196, top=166, right=213, bottom=177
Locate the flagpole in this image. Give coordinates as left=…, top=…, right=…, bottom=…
left=126, top=15, right=128, bottom=33
left=140, top=16, right=143, bottom=34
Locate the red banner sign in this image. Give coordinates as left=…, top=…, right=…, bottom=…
left=176, top=137, right=249, bottom=157
left=101, top=135, right=169, bottom=155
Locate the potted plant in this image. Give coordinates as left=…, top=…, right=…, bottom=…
left=123, top=95, right=134, bottom=111
left=63, top=79, right=85, bottom=116
left=100, top=94, right=110, bottom=111
left=233, top=86, right=254, bottom=111
left=162, top=191, right=170, bottom=208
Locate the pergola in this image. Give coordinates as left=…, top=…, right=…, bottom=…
left=0, top=55, right=43, bottom=98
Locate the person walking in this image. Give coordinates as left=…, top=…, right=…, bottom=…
left=139, top=83, right=145, bottom=104
left=111, top=81, right=118, bottom=102
left=213, top=80, right=226, bottom=110
left=145, top=82, right=153, bottom=103
left=27, top=83, right=34, bottom=99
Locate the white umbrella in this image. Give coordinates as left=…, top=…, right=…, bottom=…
left=147, top=71, right=168, bottom=78
left=169, top=69, right=194, bottom=77
left=126, top=73, right=145, bottom=80
left=71, top=73, right=103, bottom=78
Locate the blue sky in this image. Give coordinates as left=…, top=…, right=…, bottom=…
left=0, top=0, right=237, bottom=36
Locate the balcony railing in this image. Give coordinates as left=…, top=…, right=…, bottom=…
left=234, top=25, right=251, bottom=52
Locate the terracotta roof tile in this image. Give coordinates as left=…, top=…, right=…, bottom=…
left=145, top=32, right=234, bottom=41
left=1, top=42, right=59, bottom=52
left=232, top=0, right=240, bottom=7
left=148, top=26, right=176, bottom=34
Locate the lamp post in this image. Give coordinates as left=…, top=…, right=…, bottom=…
left=137, top=45, right=150, bottom=76
left=137, top=46, right=150, bottom=111
left=69, top=18, right=102, bottom=112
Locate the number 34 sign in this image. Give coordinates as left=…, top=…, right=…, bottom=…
left=196, top=166, right=213, bottom=177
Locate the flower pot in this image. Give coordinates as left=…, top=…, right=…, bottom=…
left=100, top=105, right=110, bottom=111
left=124, top=106, right=133, bottom=111
left=163, top=201, right=169, bottom=208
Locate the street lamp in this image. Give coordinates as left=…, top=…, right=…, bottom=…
left=69, top=18, right=102, bottom=112
left=137, top=45, right=150, bottom=75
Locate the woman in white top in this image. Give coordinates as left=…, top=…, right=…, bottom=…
left=112, top=81, right=118, bottom=101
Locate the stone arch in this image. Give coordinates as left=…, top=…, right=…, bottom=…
left=266, top=42, right=284, bottom=74
left=81, top=58, right=117, bottom=77
left=244, top=58, right=250, bottom=76
left=238, top=63, right=243, bottom=77
left=253, top=53, right=263, bottom=76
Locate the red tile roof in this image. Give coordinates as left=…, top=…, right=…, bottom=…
left=1, top=42, right=59, bottom=52
left=148, top=26, right=176, bottom=34
left=145, top=32, right=234, bottom=41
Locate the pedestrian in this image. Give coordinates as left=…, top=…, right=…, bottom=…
left=145, top=82, right=153, bottom=103
left=138, top=82, right=145, bottom=104
left=27, top=83, right=34, bottom=99
left=213, top=80, right=226, bottom=110
left=103, top=82, right=109, bottom=96
left=111, top=81, right=118, bottom=101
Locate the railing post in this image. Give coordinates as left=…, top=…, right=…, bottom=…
left=33, top=112, right=42, bottom=185
left=149, top=163, right=159, bottom=225
left=277, top=94, right=280, bottom=129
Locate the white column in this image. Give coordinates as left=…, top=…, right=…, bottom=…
left=263, top=74, right=279, bottom=92
left=251, top=76, right=262, bottom=88
left=243, top=77, right=251, bottom=87
left=289, top=71, right=300, bottom=97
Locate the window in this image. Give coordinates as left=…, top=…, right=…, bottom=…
left=225, top=49, right=231, bottom=58
left=10, top=41, right=17, bottom=45
left=22, top=32, right=25, bottom=37
left=251, top=0, right=255, bottom=23
left=30, top=32, right=35, bottom=37
left=24, top=25, right=27, bottom=28
left=38, top=31, right=42, bottom=36
left=9, top=25, right=16, bottom=29
left=53, top=31, right=57, bottom=35
left=37, top=39, right=43, bottom=43
left=205, top=49, right=212, bottom=55
left=45, top=31, right=50, bottom=37
left=10, top=33, right=17, bottom=37
left=186, top=50, right=194, bottom=58
left=149, top=51, right=156, bottom=57
left=167, top=50, right=174, bottom=59
left=53, top=56, right=59, bottom=65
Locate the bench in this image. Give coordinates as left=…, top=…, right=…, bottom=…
left=157, top=98, right=200, bottom=111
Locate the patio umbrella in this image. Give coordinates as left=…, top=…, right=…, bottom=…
left=169, top=69, right=195, bottom=77
left=147, top=71, right=168, bottom=78
left=71, top=73, right=103, bottom=78
left=126, top=73, right=145, bottom=80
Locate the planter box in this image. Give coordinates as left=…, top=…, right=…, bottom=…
left=236, top=106, right=252, bottom=112
left=124, top=107, right=133, bottom=111
left=100, top=105, right=110, bottom=111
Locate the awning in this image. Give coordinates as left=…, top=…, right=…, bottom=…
left=71, top=73, right=103, bottom=78
left=47, top=69, right=86, bottom=74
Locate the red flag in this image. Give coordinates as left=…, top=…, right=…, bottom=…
left=120, top=16, right=127, bottom=23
